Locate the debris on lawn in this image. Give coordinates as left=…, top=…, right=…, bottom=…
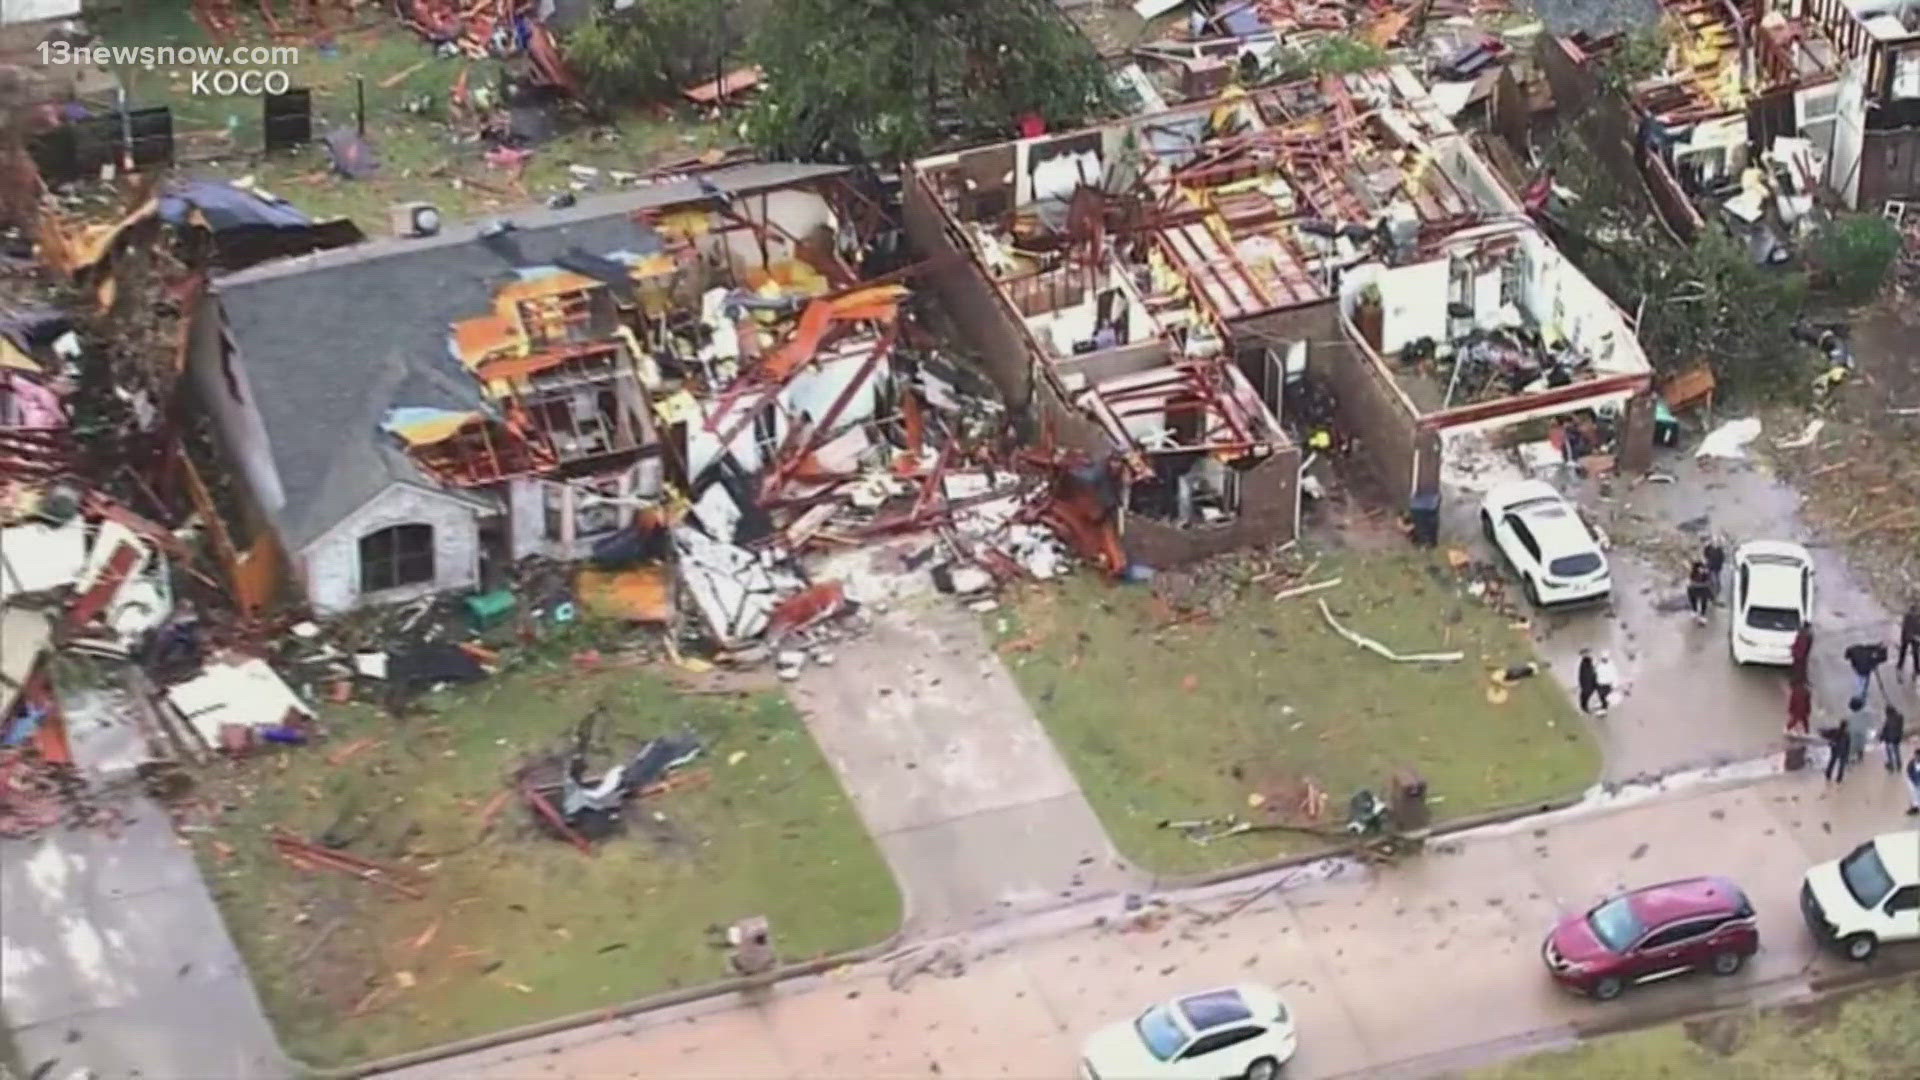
left=1316, top=600, right=1465, bottom=664
left=1272, top=577, right=1341, bottom=602
left=511, top=707, right=705, bottom=844
left=270, top=828, right=428, bottom=899
left=1695, top=417, right=1762, bottom=460
left=163, top=654, right=317, bottom=756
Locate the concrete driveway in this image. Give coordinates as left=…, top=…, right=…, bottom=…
left=1, top=791, right=287, bottom=1080
left=788, top=598, right=1139, bottom=935
left=1448, top=447, right=1903, bottom=782
left=379, top=760, right=1917, bottom=1080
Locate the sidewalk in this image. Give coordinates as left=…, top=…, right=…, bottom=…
left=383, top=760, right=1916, bottom=1079
left=788, top=599, right=1139, bottom=935
left=0, top=790, right=287, bottom=1080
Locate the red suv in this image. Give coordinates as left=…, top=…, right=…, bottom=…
left=1542, top=876, right=1759, bottom=1001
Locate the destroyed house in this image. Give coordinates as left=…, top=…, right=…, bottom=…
left=1556, top=0, right=1920, bottom=226
left=907, top=66, right=1647, bottom=544
left=190, top=163, right=880, bottom=614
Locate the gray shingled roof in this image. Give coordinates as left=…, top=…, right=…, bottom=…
left=213, top=162, right=849, bottom=552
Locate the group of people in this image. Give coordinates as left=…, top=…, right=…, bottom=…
left=1575, top=649, right=1619, bottom=716
left=1684, top=539, right=1727, bottom=624
left=1803, top=599, right=1920, bottom=815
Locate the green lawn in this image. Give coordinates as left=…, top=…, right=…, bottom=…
left=95, top=6, right=731, bottom=229
left=990, top=552, right=1599, bottom=876
left=194, top=658, right=898, bottom=1067
left=1476, top=977, right=1920, bottom=1079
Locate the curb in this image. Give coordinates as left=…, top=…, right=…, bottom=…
left=1143, top=787, right=1591, bottom=894
left=296, top=925, right=911, bottom=1079
left=316, top=787, right=1588, bottom=1078
left=1341, top=955, right=1920, bottom=1080
left=302, top=752, right=1800, bottom=1076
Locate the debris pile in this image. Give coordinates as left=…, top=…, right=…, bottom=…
left=512, top=706, right=707, bottom=848
left=395, top=0, right=580, bottom=97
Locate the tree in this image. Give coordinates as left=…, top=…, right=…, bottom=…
left=1805, top=213, right=1901, bottom=304
left=1632, top=230, right=1810, bottom=396
left=562, top=0, right=747, bottom=111
left=744, top=0, right=1118, bottom=165
left=1270, top=35, right=1388, bottom=80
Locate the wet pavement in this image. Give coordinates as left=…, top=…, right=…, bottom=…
left=0, top=792, right=288, bottom=1080
left=1442, top=435, right=1910, bottom=783
left=378, top=756, right=1920, bottom=1080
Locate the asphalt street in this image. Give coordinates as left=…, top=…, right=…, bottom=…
left=380, top=760, right=1919, bottom=1079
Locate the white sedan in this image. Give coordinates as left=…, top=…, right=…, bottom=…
left=1080, top=985, right=1297, bottom=1080
left=1479, top=479, right=1611, bottom=607
left=1729, top=540, right=1814, bottom=665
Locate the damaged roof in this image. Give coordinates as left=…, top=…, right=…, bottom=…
left=211, top=162, right=849, bottom=552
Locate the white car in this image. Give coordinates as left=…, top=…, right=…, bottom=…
left=1729, top=541, right=1814, bottom=665
left=1479, top=479, right=1611, bottom=607
left=1080, top=985, right=1297, bottom=1080
left=1799, top=831, right=1920, bottom=960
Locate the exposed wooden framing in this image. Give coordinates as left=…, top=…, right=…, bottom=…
left=1425, top=370, right=1652, bottom=428
left=757, top=322, right=898, bottom=498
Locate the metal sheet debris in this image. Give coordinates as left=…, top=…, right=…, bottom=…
left=0, top=515, right=87, bottom=600
left=166, top=656, right=316, bottom=750
left=1695, top=417, right=1762, bottom=460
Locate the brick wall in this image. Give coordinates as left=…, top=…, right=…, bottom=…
left=1235, top=304, right=1437, bottom=502
left=903, top=168, right=1301, bottom=563
left=902, top=172, right=1035, bottom=405
left=1120, top=447, right=1302, bottom=568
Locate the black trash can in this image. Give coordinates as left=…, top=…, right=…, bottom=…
left=1408, top=491, right=1441, bottom=548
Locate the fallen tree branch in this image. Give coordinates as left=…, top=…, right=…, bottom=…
left=1273, top=577, right=1342, bottom=601
left=1317, top=600, right=1464, bottom=663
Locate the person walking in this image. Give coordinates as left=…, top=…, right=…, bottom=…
left=1845, top=696, right=1874, bottom=764
left=1843, top=641, right=1887, bottom=704
left=1686, top=561, right=1713, bottom=624
left=1577, top=650, right=1600, bottom=714
left=1786, top=679, right=1812, bottom=734
left=1906, top=752, right=1920, bottom=815
left=1593, top=652, right=1619, bottom=715
left=1703, top=538, right=1727, bottom=602
left=1821, top=722, right=1852, bottom=783
left=1790, top=624, right=1815, bottom=686
left=1880, top=704, right=1906, bottom=772
left=1899, top=600, right=1919, bottom=680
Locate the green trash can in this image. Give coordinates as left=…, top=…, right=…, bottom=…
left=464, top=589, right=517, bottom=629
